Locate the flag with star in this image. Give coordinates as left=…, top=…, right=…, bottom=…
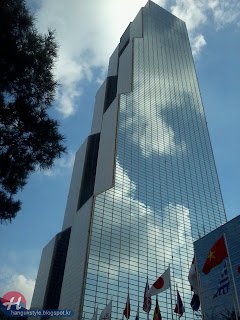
left=202, top=236, right=228, bottom=275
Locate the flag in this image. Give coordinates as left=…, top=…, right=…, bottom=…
left=202, top=236, right=228, bottom=275
left=146, top=267, right=170, bottom=296
left=188, top=256, right=198, bottom=293
left=91, top=307, right=98, bottom=320
left=135, top=307, right=139, bottom=320
left=174, top=290, right=185, bottom=318
left=123, top=294, right=130, bottom=319
left=213, top=262, right=229, bottom=298
left=153, top=298, right=161, bottom=320
left=191, top=294, right=200, bottom=311
left=143, top=279, right=151, bottom=312
left=99, top=301, right=112, bottom=320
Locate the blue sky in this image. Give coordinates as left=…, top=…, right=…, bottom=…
left=0, top=0, right=239, bottom=309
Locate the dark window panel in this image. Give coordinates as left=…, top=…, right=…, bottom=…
left=78, top=133, right=100, bottom=209
left=103, top=76, right=118, bottom=113
left=43, top=227, right=71, bottom=311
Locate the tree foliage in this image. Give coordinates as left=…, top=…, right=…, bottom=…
left=0, top=0, right=66, bottom=222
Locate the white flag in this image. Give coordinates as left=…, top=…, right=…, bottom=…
left=91, top=307, right=98, bottom=320
left=188, top=256, right=199, bottom=294
left=99, top=301, right=112, bottom=320
left=146, top=267, right=170, bottom=296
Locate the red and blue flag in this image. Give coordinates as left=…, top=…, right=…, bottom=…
left=143, top=279, right=151, bottom=312
left=174, top=290, right=185, bottom=318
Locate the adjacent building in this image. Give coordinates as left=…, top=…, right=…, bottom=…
left=31, top=1, right=227, bottom=319
left=194, top=215, right=240, bottom=320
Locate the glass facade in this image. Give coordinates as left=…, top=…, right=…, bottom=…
left=82, top=4, right=226, bottom=320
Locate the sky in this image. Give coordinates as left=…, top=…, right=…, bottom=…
left=0, top=0, right=240, bottom=309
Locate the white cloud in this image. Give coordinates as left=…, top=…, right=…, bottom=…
left=91, top=160, right=195, bottom=308
left=191, top=33, right=207, bottom=57
left=1, top=274, right=35, bottom=309
left=171, top=0, right=207, bottom=32
left=32, top=0, right=240, bottom=117
left=55, top=55, right=84, bottom=117
left=170, top=0, right=208, bottom=57
left=171, top=0, right=239, bottom=56
left=35, top=0, right=153, bottom=117
left=209, top=0, right=240, bottom=30
left=119, top=39, right=188, bottom=158
left=122, top=94, right=186, bottom=157
left=0, top=249, right=40, bottom=309
left=103, top=160, right=194, bottom=268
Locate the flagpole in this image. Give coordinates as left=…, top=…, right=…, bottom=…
left=174, top=282, right=177, bottom=320
left=225, top=260, right=238, bottom=320
left=127, top=293, right=128, bottom=320
left=197, top=271, right=205, bottom=320
left=177, top=284, right=180, bottom=320
left=169, top=264, right=174, bottom=320
left=224, top=233, right=240, bottom=317
left=147, top=275, right=149, bottom=320
left=169, top=281, right=174, bottom=320
left=194, top=253, right=205, bottom=320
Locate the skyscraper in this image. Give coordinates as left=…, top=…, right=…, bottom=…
left=31, top=1, right=227, bottom=319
